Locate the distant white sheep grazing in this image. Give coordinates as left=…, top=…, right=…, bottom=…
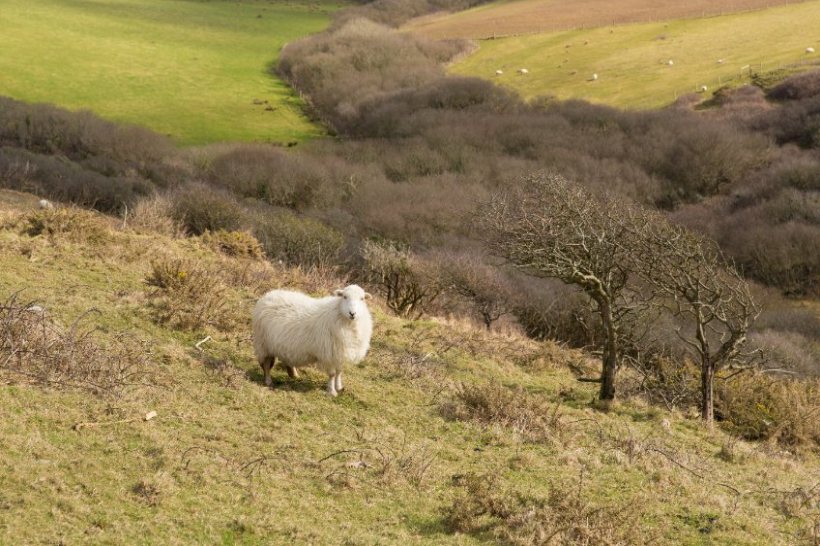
left=38, top=199, right=54, bottom=210
left=667, top=59, right=674, bottom=66
left=252, top=285, right=373, bottom=396
left=495, top=69, right=504, bottom=75
left=591, top=73, right=599, bottom=81
left=518, top=68, right=529, bottom=75
left=699, top=85, right=708, bottom=93
left=807, top=47, right=816, bottom=54
left=717, top=59, right=725, bottom=64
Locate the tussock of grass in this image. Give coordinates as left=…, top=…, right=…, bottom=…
left=441, top=382, right=565, bottom=443
left=444, top=472, right=652, bottom=545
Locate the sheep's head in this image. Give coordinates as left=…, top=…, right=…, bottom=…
left=334, top=284, right=371, bottom=321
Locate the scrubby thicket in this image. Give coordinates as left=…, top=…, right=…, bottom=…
left=1, top=0, right=818, bottom=413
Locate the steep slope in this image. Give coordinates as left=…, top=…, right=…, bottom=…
left=0, top=192, right=817, bottom=544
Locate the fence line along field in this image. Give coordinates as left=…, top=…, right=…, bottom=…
left=0, top=0, right=341, bottom=145
left=404, top=0, right=813, bottom=40
left=446, top=1, right=820, bottom=109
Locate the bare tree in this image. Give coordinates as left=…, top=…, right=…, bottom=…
left=359, top=240, right=444, bottom=319
left=482, top=173, right=644, bottom=400
left=443, top=253, right=515, bottom=330
left=627, top=217, right=760, bottom=425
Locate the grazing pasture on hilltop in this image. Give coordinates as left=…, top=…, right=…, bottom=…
left=405, top=0, right=812, bottom=39
left=0, top=0, right=341, bottom=145
left=447, top=1, right=820, bottom=109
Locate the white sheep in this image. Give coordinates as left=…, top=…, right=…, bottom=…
left=518, top=68, right=529, bottom=75
left=807, top=47, right=816, bottom=54
left=699, top=85, right=708, bottom=93
left=38, top=199, right=54, bottom=210
left=495, top=69, right=503, bottom=75
left=667, top=59, right=674, bottom=66
left=591, top=73, right=599, bottom=81
left=252, top=284, right=373, bottom=396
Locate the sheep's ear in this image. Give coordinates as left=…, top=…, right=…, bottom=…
left=364, top=292, right=373, bottom=300
left=334, top=289, right=343, bottom=297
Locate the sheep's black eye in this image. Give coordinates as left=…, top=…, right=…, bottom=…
left=343, top=295, right=348, bottom=299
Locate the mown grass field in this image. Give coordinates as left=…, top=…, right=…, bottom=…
left=447, top=1, right=820, bottom=109
left=0, top=190, right=818, bottom=544
left=0, top=0, right=341, bottom=145
left=405, top=0, right=809, bottom=39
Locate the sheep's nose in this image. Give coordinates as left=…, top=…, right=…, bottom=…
left=349, top=312, right=356, bottom=319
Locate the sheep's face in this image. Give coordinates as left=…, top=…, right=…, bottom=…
left=334, top=284, right=371, bottom=321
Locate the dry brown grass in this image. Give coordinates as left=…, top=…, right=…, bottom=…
left=127, top=194, right=183, bottom=237
left=200, top=230, right=265, bottom=259
left=405, top=0, right=809, bottom=39
left=444, top=472, right=652, bottom=545
left=441, top=381, right=565, bottom=442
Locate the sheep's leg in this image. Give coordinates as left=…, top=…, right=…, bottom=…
left=326, top=372, right=338, bottom=397
left=261, top=356, right=274, bottom=387
left=286, top=366, right=299, bottom=378
left=334, top=372, right=343, bottom=393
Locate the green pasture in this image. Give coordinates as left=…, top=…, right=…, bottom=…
left=0, top=0, right=341, bottom=145
left=450, top=1, right=820, bottom=109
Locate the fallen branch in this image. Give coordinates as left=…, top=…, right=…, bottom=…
left=73, top=410, right=157, bottom=431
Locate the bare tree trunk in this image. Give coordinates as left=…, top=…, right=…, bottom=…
left=696, top=316, right=714, bottom=426
left=701, top=359, right=714, bottom=426
left=599, top=298, right=618, bottom=400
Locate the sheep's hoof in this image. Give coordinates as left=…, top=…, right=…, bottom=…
left=327, top=389, right=338, bottom=397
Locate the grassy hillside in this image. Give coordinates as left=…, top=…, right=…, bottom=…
left=405, top=0, right=810, bottom=39
left=447, top=1, right=820, bottom=109
left=0, top=0, right=341, bottom=145
left=0, top=191, right=818, bottom=545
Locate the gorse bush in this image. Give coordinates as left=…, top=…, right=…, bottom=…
left=716, top=373, right=820, bottom=452
left=145, top=257, right=240, bottom=331
left=16, top=206, right=109, bottom=244
left=200, top=230, right=265, bottom=259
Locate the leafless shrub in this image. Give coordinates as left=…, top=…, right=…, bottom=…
left=0, top=292, right=154, bottom=396
left=319, top=429, right=437, bottom=489
left=767, top=70, right=820, bottom=101
left=441, top=382, right=564, bottom=443
left=170, top=183, right=247, bottom=236
left=444, top=472, right=650, bottom=545
left=358, top=240, right=444, bottom=318
left=253, top=210, right=344, bottom=268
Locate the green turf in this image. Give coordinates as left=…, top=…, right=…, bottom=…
left=0, top=0, right=341, bottom=145
left=450, top=1, right=820, bottom=109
